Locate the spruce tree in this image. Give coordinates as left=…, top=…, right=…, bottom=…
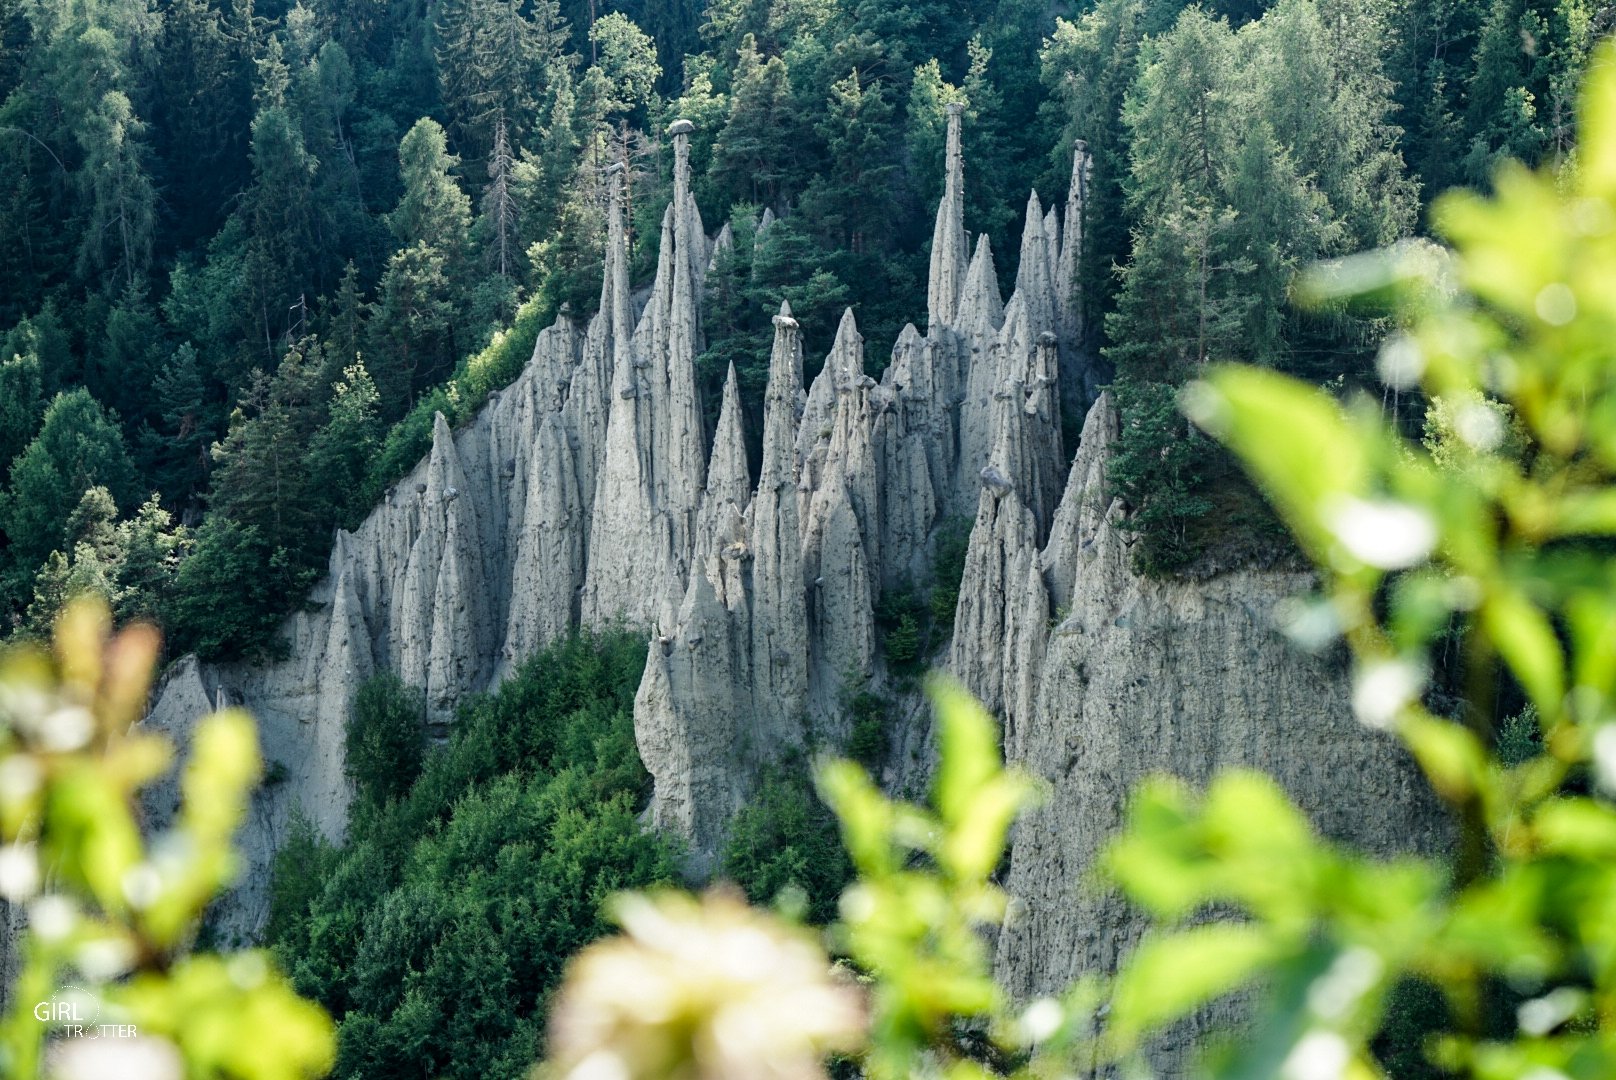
left=207, top=339, right=326, bottom=567
left=481, top=114, right=519, bottom=282
left=75, top=91, right=158, bottom=290
left=1, top=389, right=139, bottom=581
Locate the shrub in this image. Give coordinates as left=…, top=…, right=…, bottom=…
left=847, top=689, right=891, bottom=769
left=1107, top=376, right=1213, bottom=576
left=346, top=672, right=426, bottom=805
left=721, top=770, right=851, bottom=926
left=927, top=516, right=972, bottom=625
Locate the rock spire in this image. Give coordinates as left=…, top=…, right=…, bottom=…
left=927, top=102, right=968, bottom=330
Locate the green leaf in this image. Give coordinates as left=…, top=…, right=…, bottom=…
left=1401, top=714, right=1489, bottom=803
left=1533, top=799, right=1616, bottom=858
left=1481, top=589, right=1565, bottom=720
left=1577, top=40, right=1616, bottom=200
left=1184, top=367, right=1369, bottom=557
left=1108, top=923, right=1279, bottom=1052
left=927, top=677, right=1004, bottom=829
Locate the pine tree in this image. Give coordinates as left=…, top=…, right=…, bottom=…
left=1, top=389, right=139, bottom=581
left=307, top=360, right=383, bottom=528
left=76, top=91, right=158, bottom=290
left=326, top=261, right=368, bottom=368
left=390, top=119, right=473, bottom=264
left=435, top=0, right=566, bottom=161
left=241, top=104, right=321, bottom=365
left=367, top=242, right=459, bottom=417
left=803, top=69, right=897, bottom=254
left=0, top=348, right=44, bottom=475
left=91, top=279, right=170, bottom=431
left=154, top=0, right=249, bottom=252
left=481, top=113, right=519, bottom=283
left=207, top=339, right=326, bottom=566
left=711, top=34, right=805, bottom=210
left=137, top=343, right=215, bottom=508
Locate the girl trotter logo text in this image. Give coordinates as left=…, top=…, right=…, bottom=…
left=34, top=986, right=137, bottom=1039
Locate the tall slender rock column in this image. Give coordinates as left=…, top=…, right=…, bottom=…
left=659, top=118, right=708, bottom=571
left=928, top=102, right=968, bottom=331
left=749, top=301, right=810, bottom=752
left=1056, top=139, right=1095, bottom=415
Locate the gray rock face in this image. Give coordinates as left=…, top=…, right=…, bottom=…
left=802, top=312, right=880, bottom=731
left=746, top=304, right=811, bottom=749
left=947, top=393, right=1448, bottom=1071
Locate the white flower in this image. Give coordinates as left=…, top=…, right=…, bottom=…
left=1281, top=1030, right=1350, bottom=1080
left=0, top=843, right=40, bottom=902
left=1324, top=497, right=1437, bottom=570
left=549, top=890, right=864, bottom=1080
left=1352, top=660, right=1424, bottom=730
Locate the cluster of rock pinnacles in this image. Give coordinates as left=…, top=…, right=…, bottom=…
left=143, top=107, right=1444, bottom=1052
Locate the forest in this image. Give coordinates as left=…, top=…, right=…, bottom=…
left=0, top=0, right=1602, bottom=658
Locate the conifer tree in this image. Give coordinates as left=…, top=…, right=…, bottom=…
left=389, top=118, right=473, bottom=265
left=137, top=342, right=215, bottom=508
left=75, top=91, right=158, bottom=290
left=91, top=279, right=170, bottom=431
left=368, top=243, right=459, bottom=417
left=711, top=35, right=805, bottom=210
left=241, top=104, right=321, bottom=365
left=1, top=389, right=139, bottom=583
left=207, top=339, right=326, bottom=567
left=435, top=0, right=566, bottom=160
left=804, top=69, right=897, bottom=253
left=154, top=0, right=249, bottom=252
left=481, top=113, right=520, bottom=283
left=0, top=348, right=44, bottom=476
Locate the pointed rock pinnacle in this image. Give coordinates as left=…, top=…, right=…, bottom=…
left=928, top=101, right=969, bottom=331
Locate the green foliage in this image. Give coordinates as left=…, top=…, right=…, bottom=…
left=1107, top=376, right=1213, bottom=574
left=306, top=362, right=385, bottom=530
left=540, top=679, right=1047, bottom=1080
left=165, top=517, right=306, bottom=662
left=927, top=515, right=972, bottom=625
left=1103, top=0, right=1419, bottom=570
left=1081, top=47, right=1616, bottom=1076
left=267, top=630, right=678, bottom=1079
left=24, top=488, right=190, bottom=633
left=346, top=673, right=425, bottom=806
left=847, top=687, right=892, bottom=769
left=1, top=388, right=139, bottom=582
left=721, top=769, right=852, bottom=924
left=264, top=811, right=341, bottom=950
left=879, top=606, right=922, bottom=669
left=434, top=0, right=566, bottom=160
left=589, top=13, right=662, bottom=118
left=0, top=597, right=334, bottom=1079
left=818, top=681, right=1043, bottom=1080
left=874, top=516, right=971, bottom=675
